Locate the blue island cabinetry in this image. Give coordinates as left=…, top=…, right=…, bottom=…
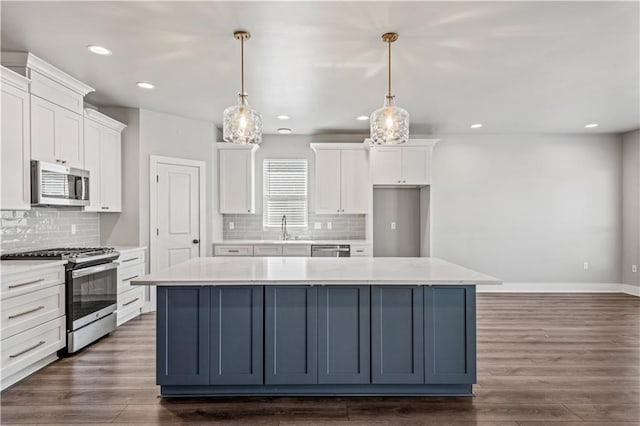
left=156, top=284, right=476, bottom=396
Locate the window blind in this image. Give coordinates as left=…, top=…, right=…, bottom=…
left=263, top=159, right=308, bottom=228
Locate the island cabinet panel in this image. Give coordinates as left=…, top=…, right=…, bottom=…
left=371, top=286, right=424, bottom=384
left=318, top=286, right=370, bottom=384
left=424, top=286, right=476, bottom=384
left=157, top=287, right=210, bottom=385
left=210, top=286, right=263, bottom=385
left=265, top=286, right=318, bottom=384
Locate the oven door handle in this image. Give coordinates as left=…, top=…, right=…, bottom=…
left=71, top=262, right=118, bottom=279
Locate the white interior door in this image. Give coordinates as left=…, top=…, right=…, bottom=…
left=155, top=163, right=201, bottom=270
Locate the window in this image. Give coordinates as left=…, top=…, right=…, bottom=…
left=263, top=159, right=308, bottom=228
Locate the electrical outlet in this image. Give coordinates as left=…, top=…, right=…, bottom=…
left=326, top=222, right=332, bottom=230
left=314, top=222, right=322, bottom=230
left=391, top=222, right=396, bottom=230
left=583, top=262, right=589, bottom=270
left=71, top=224, right=76, bottom=235
left=633, top=264, right=638, bottom=273
left=229, top=222, right=235, bottom=230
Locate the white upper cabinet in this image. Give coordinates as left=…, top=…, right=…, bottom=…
left=218, top=144, right=258, bottom=214
left=83, top=109, right=125, bottom=212
left=1, top=67, right=31, bottom=210
left=369, top=139, right=438, bottom=186
left=312, top=143, right=370, bottom=214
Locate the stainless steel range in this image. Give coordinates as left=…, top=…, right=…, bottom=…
left=1, top=247, right=120, bottom=354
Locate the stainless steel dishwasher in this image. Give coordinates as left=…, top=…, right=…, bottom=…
left=311, top=244, right=350, bottom=257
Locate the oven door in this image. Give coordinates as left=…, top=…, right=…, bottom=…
left=68, top=262, right=118, bottom=330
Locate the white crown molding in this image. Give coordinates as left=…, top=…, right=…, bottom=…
left=310, top=142, right=368, bottom=152
left=84, top=108, right=127, bottom=132
left=0, top=65, right=29, bottom=91
left=477, top=281, right=639, bottom=297
left=216, top=142, right=259, bottom=152
left=2, top=51, right=94, bottom=96
left=365, top=138, right=440, bottom=148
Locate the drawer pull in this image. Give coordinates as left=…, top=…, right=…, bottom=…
left=8, top=278, right=45, bottom=289
left=123, top=275, right=139, bottom=282
left=228, top=249, right=240, bottom=253
left=10, top=341, right=46, bottom=358
left=8, top=305, right=45, bottom=319
left=122, top=257, right=139, bottom=263
left=123, top=297, right=140, bottom=307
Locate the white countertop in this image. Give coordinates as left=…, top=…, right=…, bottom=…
left=213, top=240, right=371, bottom=245
left=1, top=259, right=67, bottom=275
left=132, top=257, right=501, bottom=286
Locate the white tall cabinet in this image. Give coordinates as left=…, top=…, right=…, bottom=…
left=84, top=109, right=126, bottom=212
left=218, top=144, right=258, bottom=214
left=311, top=143, right=370, bottom=214
left=1, top=67, right=31, bottom=210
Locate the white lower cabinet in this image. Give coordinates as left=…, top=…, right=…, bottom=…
left=116, top=249, right=146, bottom=326
left=282, top=245, right=312, bottom=257
left=0, top=264, right=66, bottom=390
left=350, top=244, right=373, bottom=257
left=254, top=245, right=283, bottom=257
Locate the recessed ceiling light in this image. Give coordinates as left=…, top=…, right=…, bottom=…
left=277, top=128, right=292, bottom=134
left=87, top=45, right=112, bottom=56
left=136, top=82, right=155, bottom=89
left=470, top=123, right=483, bottom=129
left=357, top=116, right=369, bottom=121
left=584, top=123, right=599, bottom=128
left=277, top=115, right=290, bottom=120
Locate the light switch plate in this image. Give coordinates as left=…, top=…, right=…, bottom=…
left=583, top=262, right=589, bottom=270
left=314, top=222, right=322, bottom=230
left=229, top=222, right=235, bottom=230
left=71, top=224, right=76, bottom=235
left=327, top=222, right=332, bottom=230
left=633, top=264, right=638, bottom=273
left=391, top=222, right=396, bottom=230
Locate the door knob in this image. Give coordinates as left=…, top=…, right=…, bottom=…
left=192, top=239, right=200, bottom=244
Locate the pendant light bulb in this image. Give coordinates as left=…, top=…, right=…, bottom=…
left=223, top=30, right=263, bottom=144
left=370, top=32, right=409, bottom=145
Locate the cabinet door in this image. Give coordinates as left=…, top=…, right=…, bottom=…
left=318, top=286, right=370, bottom=384
left=83, top=120, right=102, bottom=212
left=401, top=147, right=431, bottom=185
left=54, top=107, right=84, bottom=169
left=219, top=149, right=254, bottom=213
left=370, top=147, right=402, bottom=184
left=340, top=150, right=369, bottom=214
left=210, top=286, right=263, bottom=385
left=157, top=287, right=210, bottom=385
left=100, top=128, right=122, bottom=211
left=371, top=286, right=424, bottom=384
left=424, top=286, right=476, bottom=384
left=1, top=84, right=30, bottom=210
left=265, top=286, right=317, bottom=384
left=314, top=149, right=342, bottom=213
left=30, top=96, right=57, bottom=164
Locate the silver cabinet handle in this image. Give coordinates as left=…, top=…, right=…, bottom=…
left=123, top=275, right=139, bottom=282
left=122, top=257, right=139, bottom=263
left=8, top=305, right=45, bottom=319
left=8, top=278, right=44, bottom=289
left=71, top=262, right=118, bottom=278
left=10, top=341, right=45, bottom=358
left=228, top=249, right=240, bottom=253
left=123, top=297, right=139, bottom=307
left=101, top=206, right=109, bottom=210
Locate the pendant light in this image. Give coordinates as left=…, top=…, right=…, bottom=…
left=370, top=32, right=409, bottom=145
left=223, top=30, right=263, bottom=144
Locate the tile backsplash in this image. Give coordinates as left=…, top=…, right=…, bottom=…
left=1, top=208, right=100, bottom=253
left=223, top=214, right=366, bottom=240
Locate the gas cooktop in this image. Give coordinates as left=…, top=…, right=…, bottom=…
left=1, top=247, right=118, bottom=263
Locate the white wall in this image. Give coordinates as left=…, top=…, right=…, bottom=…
left=432, top=134, right=623, bottom=284
left=622, top=130, right=640, bottom=286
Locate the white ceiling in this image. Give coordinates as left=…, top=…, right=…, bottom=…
left=1, top=1, right=638, bottom=135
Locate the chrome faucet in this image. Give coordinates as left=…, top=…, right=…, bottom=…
left=281, top=214, right=289, bottom=240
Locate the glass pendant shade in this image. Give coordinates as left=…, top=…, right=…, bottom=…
left=223, top=94, right=263, bottom=144
left=370, top=96, right=409, bottom=145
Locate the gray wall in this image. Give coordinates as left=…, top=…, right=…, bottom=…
left=431, top=134, right=623, bottom=284
left=622, top=130, right=640, bottom=286
left=373, top=188, right=421, bottom=257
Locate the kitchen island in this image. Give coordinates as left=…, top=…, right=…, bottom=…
left=133, top=256, right=500, bottom=397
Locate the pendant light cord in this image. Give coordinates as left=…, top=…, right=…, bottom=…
left=241, top=36, right=245, bottom=96
left=387, top=38, right=392, bottom=99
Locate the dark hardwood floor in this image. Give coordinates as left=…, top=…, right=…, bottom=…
left=2, top=293, right=638, bottom=425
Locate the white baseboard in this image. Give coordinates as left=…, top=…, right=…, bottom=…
left=477, top=282, right=639, bottom=296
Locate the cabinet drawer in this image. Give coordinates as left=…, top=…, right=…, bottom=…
left=1, top=316, right=65, bottom=380
left=350, top=244, right=372, bottom=257
left=118, top=262, right=146, bottom=294
left=117, top=287, right=144, bottom=326
left=1, top=284, right=65, bottom=340
left=282, top=245, right=311, bottom=257
left=1, top=266, right=65, bottom=300
left=253, top=245, right=283, bottom=257
left=118, top=250, right=145, bottom=266
left=214, top=245, right=254, bottom=256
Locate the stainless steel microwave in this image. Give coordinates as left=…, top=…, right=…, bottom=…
left=31, top=161, right=90, bottom=206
